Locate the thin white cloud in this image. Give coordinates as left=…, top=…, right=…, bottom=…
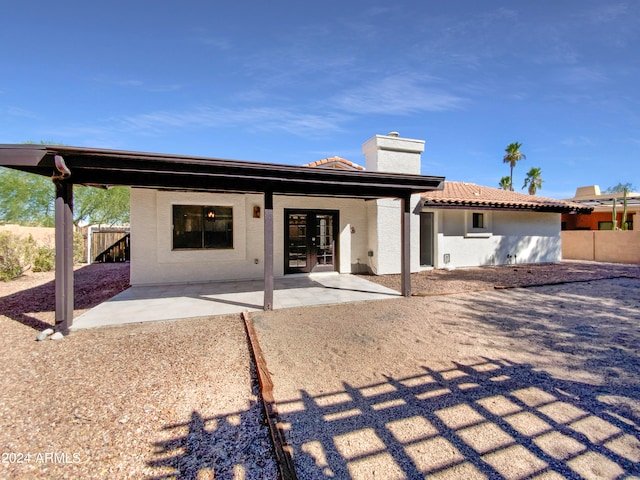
left=191, top=27, right=232, bottom=50
left=560, top=136, right=595, bottom=147
left=3, top=107, right=40, bottom=119
left=199, top=37, right=231, bottom=50
left=333, top=75, right=465, bottom=115
left=117, top=80, right=183, bottom=93
left=586, top=3, right=629, bottom=23
left=91, top=75, right=184, bottom=93
left=116, top=79, right=144, bottom=87
left=558, top=66, right=607, bottom=85
left=146, top=84, right=183, bottom=93
left=116, top=106, right=349, bottom=137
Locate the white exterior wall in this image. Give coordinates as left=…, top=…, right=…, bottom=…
left=273, top=196, right=369, bottom=276
left=363, top=133, right=425, bottom=274
left=366, top=195, right=422, bottom=274
left=431, top=209, right=561, bottom=268
left=362, top=134, right=424, bottom=175
left=130, top=188, right=369, bottom=286
left=130, top=189, right=264, bottom=285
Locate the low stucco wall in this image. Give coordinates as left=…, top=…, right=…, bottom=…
left=0, top=224, right=55, bottom=247
left=562, top=230, right=640, bottom=264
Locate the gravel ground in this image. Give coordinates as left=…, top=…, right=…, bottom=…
left=254, top=263, right=640, bottom=479
left=0, top=264, right=276, bottom=479
left=1, top=261, right=639, bottom=479
left=360, top=261, right=640, bottom=295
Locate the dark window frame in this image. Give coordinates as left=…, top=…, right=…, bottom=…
left=172, top=205, right=233, bottom=250
left=472, top=212, right=484, bottom=229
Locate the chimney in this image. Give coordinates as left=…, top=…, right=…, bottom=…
left=362, top=132, right=425, bottom=175
left=573, top=185, right=601, bottom=198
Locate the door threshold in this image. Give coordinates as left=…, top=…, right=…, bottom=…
left=285, top=271, right=339, bottom=278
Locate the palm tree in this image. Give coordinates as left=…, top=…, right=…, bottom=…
left=503, top=142, right=526, bottom=191
left=498, top=176, right=512, bottom=190
left=522, top=167, right=543, bottom=195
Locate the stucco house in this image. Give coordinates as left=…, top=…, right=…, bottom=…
left=129, top=133, right=434, bottom=286
left=562, top=185, right=639, bottom=231
left=0, top=134, right=442, bottom=331
left=0, top=133, right=590, bottom=332
left=419, top=182, right=591, bottom=269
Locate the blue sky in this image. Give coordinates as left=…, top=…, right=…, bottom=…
left=1, top=1, right=639, bottom=198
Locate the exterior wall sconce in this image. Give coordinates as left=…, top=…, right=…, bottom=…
left=253, top=205, right=261, bottom=218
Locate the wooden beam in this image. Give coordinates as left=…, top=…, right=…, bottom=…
left=242, top=312, right=298, bottom=479
left=400, top=194, right=411, bottom=297
left=264, top=191, right=274, bottom=310
left=55, top=182, right=74, bottom=333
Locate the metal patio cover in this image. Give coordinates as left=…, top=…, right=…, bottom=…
left=0, top=144, right=444, bottom=198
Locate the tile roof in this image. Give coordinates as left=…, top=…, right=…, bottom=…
left=303, top=156, right=365, bottom=171
left=422, top=181, right=592, bottom=213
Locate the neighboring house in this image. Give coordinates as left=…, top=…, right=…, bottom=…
left=562, top=185, right=639, bottom=230
left=420, top=182, right=591, bottom=269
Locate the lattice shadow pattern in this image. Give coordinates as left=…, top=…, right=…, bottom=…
left=276, top=358, right=640, bottom=479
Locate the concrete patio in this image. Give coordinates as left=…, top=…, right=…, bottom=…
left=71, top=273, right=400, bottom=329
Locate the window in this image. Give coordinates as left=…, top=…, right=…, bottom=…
left=465, top=211, right=492, bottom=238
left=472, top=212, right=484, bottom=229
left=598, top=221, right=614, bottom=230
left=172, top=205, right=233, bottom=250
left=599, top=220, right=634, bottom=230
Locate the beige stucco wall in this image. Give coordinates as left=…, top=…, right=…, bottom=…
left=562, top=230, right=640, bottom=263
left=0, top=224, right=55, bottom=247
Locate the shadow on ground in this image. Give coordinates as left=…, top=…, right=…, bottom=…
left=278, top=358, right=640, bottom=479
left=0, top=263, right=129, bottom=330
left=461, top=278, right=640, bottom=397
left=146, top=402, right=275, bottom=480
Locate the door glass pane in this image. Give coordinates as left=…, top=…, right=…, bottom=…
left=288, top=214, right=307, bottom=268
left=315, top=214, right=333, bottom=266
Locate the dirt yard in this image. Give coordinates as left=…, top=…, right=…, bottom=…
left=361, top=260, right=640, bottom=295
left=0, top=264, right=276, bottom=479
left=254, top=264, right=640, bottom=479
left=1, top=261, right=639, bottom=479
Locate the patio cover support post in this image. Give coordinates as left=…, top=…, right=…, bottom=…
left=263, top=190, right=274, bottom=310
left=400, top=194, right=411, bottom=297
left=55, top=182, right=74, bottom=334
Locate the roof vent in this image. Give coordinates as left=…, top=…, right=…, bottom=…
left=387, top=131, right=400, bottom=137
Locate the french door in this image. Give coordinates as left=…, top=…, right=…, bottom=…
left=285, top=209, right=338, bottom=274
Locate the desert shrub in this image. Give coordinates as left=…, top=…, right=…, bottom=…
left=32, top=245, right=55, bottom=272
left=0, top=232, right=36, bottom=281
left=74, top=230, right=86, bottom=264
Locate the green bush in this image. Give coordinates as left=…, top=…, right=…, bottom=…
left=74, top=231, right=86, bottom=264
left=0, top=232, right=36, bottom=281
left=32, top=245, right=55, bottom=272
